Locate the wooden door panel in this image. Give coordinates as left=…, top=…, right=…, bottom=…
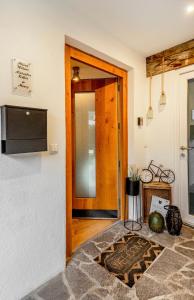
left=96, top=81, right=118, bottom=210
left=73, top=198, right=96, bottom=209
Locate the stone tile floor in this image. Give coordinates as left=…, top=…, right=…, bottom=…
left=23, top=222, right=194, bottom=300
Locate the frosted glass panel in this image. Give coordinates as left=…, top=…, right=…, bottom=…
left=75, top=92, right=96, bottom=197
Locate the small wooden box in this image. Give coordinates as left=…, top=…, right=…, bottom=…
left=142, top=182, right=172, bottom=221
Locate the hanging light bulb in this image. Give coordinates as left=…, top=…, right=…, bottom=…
left=159, top=56, right=166, bottom=106
left=147, top=105, right=153, bottom=120
left=72, top=66, right=80, bottom=82
left=147, top=75, right=153, bottom=120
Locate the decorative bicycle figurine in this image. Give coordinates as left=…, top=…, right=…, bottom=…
left=140, top=160, right=175, bottom=184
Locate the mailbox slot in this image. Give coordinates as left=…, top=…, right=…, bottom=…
left=1, top=105, right=47, bottom=154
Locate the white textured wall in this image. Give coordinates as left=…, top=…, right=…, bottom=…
left=145, top=70, right=179, bottom=206
left=0, top=2, right=66, bottom=300
left=145, top=65, right=194, bottom=208
left=145, top=71, right=177, bottom=170
left=0, top=1, right=146, bottom=299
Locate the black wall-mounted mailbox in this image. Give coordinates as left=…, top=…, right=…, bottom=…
left=1, top=105, right=47, bottom=154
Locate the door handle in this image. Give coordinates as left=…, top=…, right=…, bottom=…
left=180, top=146, right=193, bottom=151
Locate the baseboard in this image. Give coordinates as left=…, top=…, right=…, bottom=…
left=72, top=209, right=118, bottom=219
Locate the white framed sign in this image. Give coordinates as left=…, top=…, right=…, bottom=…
left=12, top=58, right=32, bottom=96
left=150, top=196, right=170, bottom=220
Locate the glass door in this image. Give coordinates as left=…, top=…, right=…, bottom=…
left=188, top=79, right=194, bottom=215
left=179, top=71, right=194, bottom=225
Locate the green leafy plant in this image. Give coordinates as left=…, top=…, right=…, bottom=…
left=128, top=165, right=141, bottom=181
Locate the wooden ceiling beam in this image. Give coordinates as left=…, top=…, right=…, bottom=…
left=146, top=39, right=194, bottom=77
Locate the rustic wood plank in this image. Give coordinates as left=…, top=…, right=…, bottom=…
left=146, top=39, right=194, bottom=77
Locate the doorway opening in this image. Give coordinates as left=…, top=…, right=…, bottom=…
left=65, top=45, right=128, bottom=258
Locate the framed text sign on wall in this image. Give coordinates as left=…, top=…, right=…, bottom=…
left=12, top=58, right=32, bottom=96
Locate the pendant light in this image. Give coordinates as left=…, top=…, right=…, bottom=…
left=159, top=56, right=166, bottom=106
left=147, top=75, right=153, bottom=120
left=72, top=66, right=80, bottom=82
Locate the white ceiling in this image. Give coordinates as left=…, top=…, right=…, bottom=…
left=66, top=0, right=194, bottom=57
left=71, top=59, right=115, bottom=79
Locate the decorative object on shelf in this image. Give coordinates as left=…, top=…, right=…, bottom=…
left=147, top=75, right=153, bottom=120
left=72, top=66, right=80, bottom=82
left=164, top=205, right=182, bottom=236
left=150, top=196, right=170, bottom=220
left=140, top=160, right=175, bottom=184
left=124, top=165, right=142, bottom=231
left=148, top=211, right=165, bottom=233
left=142, top=182, right=172, bottom=222
left=159, top=55, right=167, bottom=106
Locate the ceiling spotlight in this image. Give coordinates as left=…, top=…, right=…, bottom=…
left=186, top=4, right=194, bottom=13
left=72, top=66, right=80, bottom=82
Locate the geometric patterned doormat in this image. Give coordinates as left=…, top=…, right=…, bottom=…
left=94, top=231, right=164, bottom=288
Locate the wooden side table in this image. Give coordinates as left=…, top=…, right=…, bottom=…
left=142, top=182, right=172, bottom=221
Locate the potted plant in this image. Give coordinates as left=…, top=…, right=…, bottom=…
left=126, top=165, right=141, bottom=196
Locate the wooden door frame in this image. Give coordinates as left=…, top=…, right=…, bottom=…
left=65, top=44, right=128, bottom=258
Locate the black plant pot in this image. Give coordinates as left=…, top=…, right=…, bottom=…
left=126, top=178, right=140, bottom=196
left=164, top=205, right=182, bottom=236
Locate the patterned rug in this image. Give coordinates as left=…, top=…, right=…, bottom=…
left=94, top=231, right=164, bottom=288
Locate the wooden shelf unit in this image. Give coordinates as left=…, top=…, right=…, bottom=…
left=142, top=182, right=172, bottom=221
